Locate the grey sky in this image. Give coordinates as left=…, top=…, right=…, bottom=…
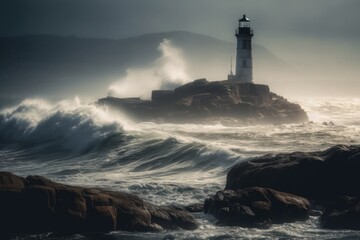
left=1, top=0, right=359, bottom=97
left=1, top=0, right=359, bottom=42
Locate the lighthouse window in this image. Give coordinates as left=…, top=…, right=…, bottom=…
left=243, top=60, right=247, bottom=67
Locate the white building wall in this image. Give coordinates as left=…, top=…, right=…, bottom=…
left=234, top=35, right=253, bottom=83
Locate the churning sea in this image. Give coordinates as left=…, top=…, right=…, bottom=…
left=1, top=97, right=360, bottom=240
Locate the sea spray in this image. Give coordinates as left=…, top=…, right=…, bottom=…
left=0, top=97, right=127, bottom=152
left=108, top=39, right=190, bottom=99
left=294, top=97, right=360, bottom=125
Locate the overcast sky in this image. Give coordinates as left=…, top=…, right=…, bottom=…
left=1, top=0, right=359, bottom=42
left=1, top=0, right=359, bottom=97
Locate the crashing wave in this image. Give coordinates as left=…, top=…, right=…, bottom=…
left=0, top=97, right=125, bottom=152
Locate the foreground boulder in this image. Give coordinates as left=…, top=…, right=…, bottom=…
left=226, top=145, right=360, bottom=202
left=0, top=172, right=198, bottom=234
left=204, top=187, right=310, bottom=228
left=320, top=196, right=360, bottom=230
left=98, top=79, right=308, bottom=124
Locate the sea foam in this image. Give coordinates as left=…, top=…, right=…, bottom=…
left=0, top=97, right=126, bottom=152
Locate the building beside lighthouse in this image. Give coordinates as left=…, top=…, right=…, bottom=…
left=228, top=14, right=254, bottom=83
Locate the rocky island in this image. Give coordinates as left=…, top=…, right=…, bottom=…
left=98, top=14, right=308, bottom=125
left=98, top=79, right=308, bottom=124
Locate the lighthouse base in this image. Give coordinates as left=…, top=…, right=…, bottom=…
left=228, top=74, right=253, bottom=83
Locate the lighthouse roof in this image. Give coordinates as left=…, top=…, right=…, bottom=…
left=239, top=15, right=250, bottom=22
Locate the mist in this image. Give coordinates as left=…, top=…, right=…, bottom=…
left=0, top=0, right=359, bottom=99
left=2, top=2, right=360, bottom=238
left=254, top=36, right=360, bottom=98
left=108, top=39, right=190, bottom=99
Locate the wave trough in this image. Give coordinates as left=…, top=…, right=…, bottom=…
left=0, top=97, right=360, bottom=239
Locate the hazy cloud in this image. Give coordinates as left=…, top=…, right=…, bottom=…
left=1, top=0, right=359, bottom=98
left=1, top=0, right=359, bottom=42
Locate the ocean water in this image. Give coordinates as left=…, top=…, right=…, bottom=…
left=1, top=97, right=360, bottom=240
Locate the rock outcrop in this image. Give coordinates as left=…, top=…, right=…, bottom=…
left=320, top=196, right=360, bottom=230
left=0, top=172, right=198, bottom=235
left=98, top=79, right=308, bottom=124
left=225, top=145, right=360, bottom=202
left=204, top=187, right=309, bottom=228
left=183, top=203, right=204, bottom=213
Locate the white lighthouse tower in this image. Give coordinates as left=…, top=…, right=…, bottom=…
left=228, top=15, right=254, bottom=83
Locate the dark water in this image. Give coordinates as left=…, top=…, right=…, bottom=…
left=1, top=97, right=360, bottom=239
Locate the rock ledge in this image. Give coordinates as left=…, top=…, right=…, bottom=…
left=0, top=172, right=198, bottom=234
left=204, top=187, right=310, bottom=228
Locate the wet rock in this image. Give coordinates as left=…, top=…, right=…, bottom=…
left=0, top=171, right=25, bottom=191
left=55, top=187, right=88, bottom=232
left=0, top=172, right=26, bottom=233
left=204, top=187, right=309, bottom=228
left=184, top=203, right=204, bottom=212
left=87, top=206, right=117, bottom=232
left=98, top=79, right=308, bottom=124
left=150, top=205, right=199, bottom=231
left=26, top=175, right=63, bottom=188
left=20, top=185, right=57, bottom=232
left=320, top=196, right=360, bottom=230
left=0, top=172, right=198, bottom=235
left=226, top=145, right=360, bottom=202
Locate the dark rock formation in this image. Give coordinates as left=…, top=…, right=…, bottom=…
left=225, top=145, right=360, bottom=202
left=320, top=196, right=360, bottom=230
left=98, top=79, right=308, bottom=124
left=204, top=187, right=309, bottom=228
left=183, top=203, right=204, bottom=213
left=0, top=172, right=198, bottom=235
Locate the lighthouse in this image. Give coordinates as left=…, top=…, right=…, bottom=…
left=228, top=14, right=254, bottom=83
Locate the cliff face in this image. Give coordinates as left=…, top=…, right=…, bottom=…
left=98, top=79, right=308, bottom=124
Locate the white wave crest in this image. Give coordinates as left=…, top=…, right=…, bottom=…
left=0, top=97, right=127, bottom=152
